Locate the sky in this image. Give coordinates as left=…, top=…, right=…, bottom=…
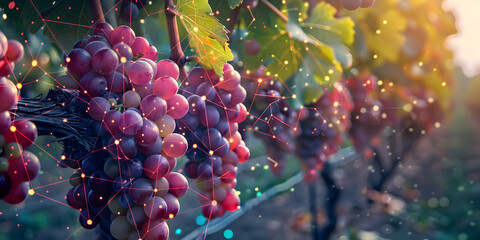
left=443, top=0, right=480, bottom=77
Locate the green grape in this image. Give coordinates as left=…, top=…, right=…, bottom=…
left=69, top=172, right=82, bottom=187
left=0, top=157, right=8, bottom=172
left=5, top=142, right=23, bottom=159
left=110, top=216, right=133, bottom=240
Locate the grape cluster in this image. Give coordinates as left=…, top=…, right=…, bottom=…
left=58, top=23, right=189, bottom=240
left=0, top=31, right=40, bottom=205
left=177, top=63, right=250, bottom=219
left=295, top=83, right=353, bottom=182
left=340, top=0, right=375, bottom=11
left=119, top=0, right=147, bottom=23
left=345, top=75, right=386, bottom=153
left=241, top=66, right=298, bottom=175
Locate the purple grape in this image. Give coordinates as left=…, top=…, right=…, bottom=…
left=106, top=71, right=129, bottom=93
left=79, top=72, right=107, bottom=97
left=134, top=118, right=159, bottom=147
left=128, top=60, right=154, bottom=85
left=144, top=154, right=170, bottom=180
left=111, top=25, right=136, bottom=46
left=118, top=110, right=143, bottom=135
left=87, top=97, right=110, bottom=121
left=84, top=41, right=110, bottom=56
left=141, top=137, right=163, bottom=156
left=92, top=48, right=119, bottom=76
left=196, top=82, right=216, bottom=101
left=66, top=49, right=91, bottom=77
left=93, top=22, right=114, bottom=39
left=140, top=94, right=167, bottom=121
left=199, top=105, right=220, bottom=127
left=143, top=196, right=167, bottom=220
left=155, top=59, right=179, bottom=80
left=113, top=43, right=133, bottom=61
left=128, top=178, right=153, bottom=204
left=187, top=95, right=206, bottom=115
left=121, top=159, right=143, bottom=179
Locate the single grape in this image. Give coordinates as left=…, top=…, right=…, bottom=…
left=187, top=95, right=206, bottom=115
left=87, top=97, right=110, bottom=121
left=132, top=80, right=153, bottom=98
left=144, top=196, right=167, bottom=220
left=84, top=41, right=110, bottom=56
left=0, top=77, right=18, bottom=112
left=162, top=133, right=188, bottom=158
left=0, top=157, right=8, bottom=172
left=3, top=181, right=29, bottom=204
left=110, top=25, right=136, bottom=46
left=128, top=178, right=154, bottom=204
left=217, top=69, right=240, bottom=91
left=4, top=119, right=37, bottom=149
left=92, top=48, right=119, bottom=76
left=141, top=137, right=163, bottom=156
left=153, top=76, right=178, bottom=100
left=118, top=110, right=143, bottom=135
left=93, top=22, right=114, bottom=39
left=151, top=177, right=169, bottom=197
left=5, top=40, right=24, bottom=62
left=166, top=94, right=188, bottom=119
left=110, top=216, right=133, bottom=240
left=143, top=154, right=170, bottom=180
left=113, top=43, right=133, bottom=61
left=66, top=48, right=92, bottom=77
left=131, top=37, right=149, bottom=58
left=165, top=172, right=188, bottom=198
left=0, top=32, right=8, bottom=59
left=140, top=94, right=167, bottom=121
left=123, top=90, right=141, bottom=108
left=162, top=193, right=179, bottom=219
left=0, top=110, right=11, bottom=134
left=126, top=204, right=148, bottom=226
left=361, top=0, right=375, bottom=8
left=244, top=39, right=260, bottom=56
left=186, top=67, right=205, bottom=87
left=128, top=60, right=154, bottom=85
left=103, top=110, right=121, bottom=134
left=141, top=220, right=169, bottom=240
left=241, top=0, right=258, bottom=9
left=7, top=151, right=40, bottom=184
left=341, top=0, right=362, bottom=10
left=134, top=118, right=159, bottom=147
left=79, top=72, right=107, bottom=97
left=155, top=59, right=180, bottom=80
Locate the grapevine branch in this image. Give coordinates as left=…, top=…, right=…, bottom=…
left=89, top=0, right=106, bottom=23
left=165, top=0, right=188, bottom=81
left=227, top=7, right=241, bottom=43
left=261, top=0, right=288, bottom=22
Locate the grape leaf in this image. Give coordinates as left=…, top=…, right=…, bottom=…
left=227, top=0, right=243, bottom=9
left=176, top=0, right=233, bottom=76
left=241, top=1, right=353, bottom=108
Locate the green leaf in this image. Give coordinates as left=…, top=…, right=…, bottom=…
left=227, top=0, right=243, bottom=9
left=301, top=2, right=355, bottom=67
left=177, top=0, right=233, bottom=75
left=0, top=0, right=118, bottom=52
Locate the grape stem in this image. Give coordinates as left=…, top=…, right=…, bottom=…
left=260, top=0, right=288, bottom=22
left=89, top=0, right=106, bottom=23
left=165, top=0, right=188, bottom=81
left=227, top=7, right=241, bottom=43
